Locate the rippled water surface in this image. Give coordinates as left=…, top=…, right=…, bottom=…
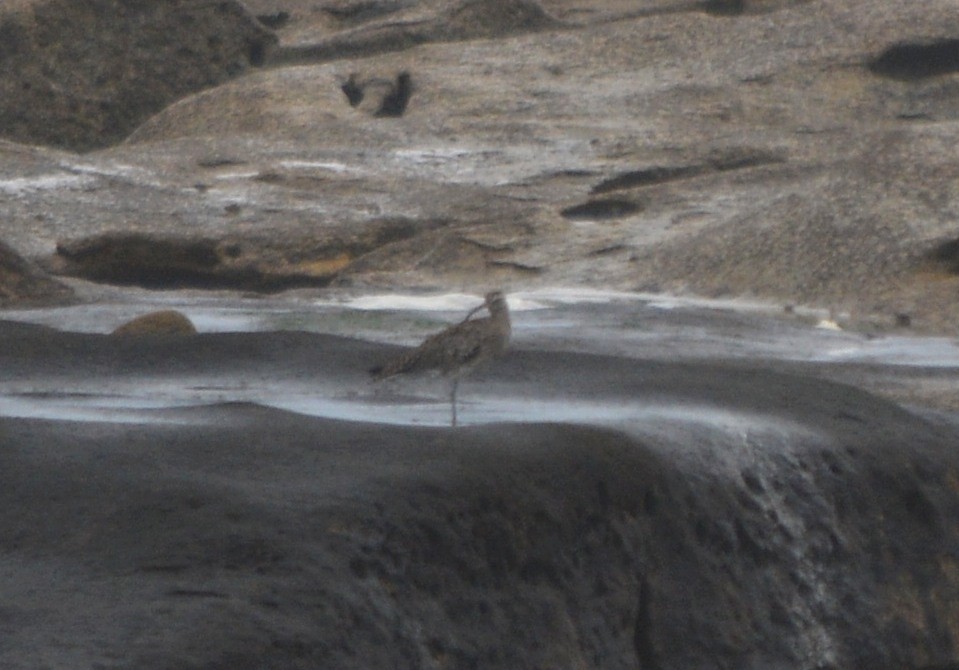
left=3, top=287, right=958, bottom=427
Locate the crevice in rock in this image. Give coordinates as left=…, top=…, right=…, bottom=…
left=561, top=199, right=643, bottom=220
left=591, top=148, right=785, bottom=195
left=247, top=40, right=268, bottom=66
left=55, top=233, right=219, bottom=288
left=341, top=73, right=365, bottom=107
left=707, top=146, right=787, bottom=171
left=634, top=577, right=661, bottom=670
left=375, top=72, right=414, bottom=117
left=700, top=0, right=746, bottom=16
left=50, top=218, right=435, bottom=291
left=588, top=244, right=630, bottom=256
left=321, top=0, right=413, bottom=25
left=338, top=71, right=413, bottom=115
left=869, top=39, right=959, bottom=80
left=591, top=166, right=704, bottom=195
left=256, top=11, right=290, bottom=29
left=486, top=259, right=542, bottom=274
left=924, top=237, right=959, bottom=273
left=52, top=233, right=336, bottom=292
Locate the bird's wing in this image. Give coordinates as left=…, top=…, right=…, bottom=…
left=371, top=311, right=499, bottom=379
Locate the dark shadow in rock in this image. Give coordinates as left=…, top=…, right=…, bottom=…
left=706, top=146, right=788, bottom=171
left=869, top=39, right=959, bottom=80
left=924, top=237, right=959, bottom=274
left=486, top=260, right=542, bottom=275
left=701, top=0, right=746, bottom=16
left=375, top=72, right=414, bottom=117
left=256, top=11, right=290, bottom=29
left=248, top=40, right=268, bottom=67
left=591, top=166, right=704, bottom=195
left=197, top=156, right=248, bottom=169
left=321, top=0, right=414, bottom=25
left=55, top=233, right=221, bottom=289
left=341, top=73, right=365, bottom=107
left=591, top=149, right=784, bottom=195
left=633, top=577, right=661, bottom=670
left=561, top=199, right=643, bottom=220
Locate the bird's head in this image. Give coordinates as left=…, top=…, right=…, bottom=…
left=484, top=290, right=508, bottom=311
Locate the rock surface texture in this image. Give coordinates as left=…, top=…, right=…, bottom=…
left=0, top=321, right=958, bottom=669
left=2, top=1, right=959, bottom=668
left=2, top=0, right=959, bottom=329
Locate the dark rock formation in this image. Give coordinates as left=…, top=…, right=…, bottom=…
left=256, top=10, right=291, bottom=29
left=374, top=71, right=413, bottom=116
left=50, top=218, right=434, bottom=291
left=0, top=323, right=958, bottom=668
left=0, top=0, right=276, bottom=151
left=54, top=233, right=227, bottom=289
left=869, top=39, right=959, bottom=80
left=340, top=72, right=365, bottom=106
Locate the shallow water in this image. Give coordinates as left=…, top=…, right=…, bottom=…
left=2, top=287, right=958, bottom=428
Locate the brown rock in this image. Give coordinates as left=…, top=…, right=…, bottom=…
left=5, top=0, right=959, bottom=331
left=111, top=310, right=197, bottom=337
left=0, top=0, right=276, bottom=151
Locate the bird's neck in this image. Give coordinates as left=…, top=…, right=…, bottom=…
left=489, top=302, right=511, bottom=331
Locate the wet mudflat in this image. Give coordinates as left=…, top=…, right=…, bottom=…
left=2, top=289, right=959, bottom=668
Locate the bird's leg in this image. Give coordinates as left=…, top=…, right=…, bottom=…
left=450, top=378, right=459, bottom=427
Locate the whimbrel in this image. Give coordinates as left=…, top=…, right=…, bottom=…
left=371, top=291, right=511, bottom=427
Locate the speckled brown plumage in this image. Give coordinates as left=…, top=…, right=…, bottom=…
left=372, top=290, right=511, bottom=426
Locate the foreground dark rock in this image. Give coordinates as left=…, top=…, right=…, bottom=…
left=0, top=0, right=276, bottom=151
left=1, top=320, right=957, bottom=668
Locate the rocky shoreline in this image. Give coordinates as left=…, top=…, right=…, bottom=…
left=2, top=317, right=959, bottom=668
left=3, top=0, right=959, bottom=331
left=3, top=0, right=959, bottom=667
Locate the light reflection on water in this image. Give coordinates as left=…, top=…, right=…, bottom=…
left=0, top=387, right=817, bottom=439
left=2, top=288, right=958, bottom=429
left=2, top=289, right=958, bottom=367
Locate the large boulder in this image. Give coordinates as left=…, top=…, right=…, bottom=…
left=0, top=0, right=276, bottom=151
left=111, top=309, right=197, bottom=336
left=0, top=325, right=958, bottom=668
